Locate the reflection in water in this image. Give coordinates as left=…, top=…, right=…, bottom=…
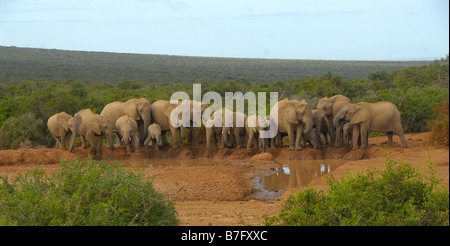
left=260, top=159, right=347, bottom=192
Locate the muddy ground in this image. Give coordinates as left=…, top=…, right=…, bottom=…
left=0, top=132, right=448, bottom=226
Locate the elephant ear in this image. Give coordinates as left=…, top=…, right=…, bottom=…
left=284, top=108, right=299, bottom=124
left=57, top=113, right=70, bottom=131
left=350, top=105, right=370, bottom=124
left=125, top=103, right=141, bottom=121
left=89, top=120, right=102, bottom=135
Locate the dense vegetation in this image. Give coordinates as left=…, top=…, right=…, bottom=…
left=266, top=154, right=449, bottom=226
left=0, top=47, right=448, bottom=149
left=0, top=46, right=432, bottom=82
left=0, top=158, right=178, bottom=226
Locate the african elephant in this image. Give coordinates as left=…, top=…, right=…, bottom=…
left=47, top=112, right=82, bottom=152
left=101, top=98, right=151, bottom=145
left=245, top=114, right=270, bottom=152
left=115, top=115, right=140, bottom=156
left=273, top=98, right=314, bottom=151
left=144, top=123, right=162, bottom=150
left=78, top=109, right=115, bottom=156
left=333, top=101, right=407, bottom=149
left=316, top=95, right=350, bottom=147
left=151, top=100, right=186, bottom=149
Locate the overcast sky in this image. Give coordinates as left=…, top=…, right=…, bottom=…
left=0, top=0, right=448, bottom=60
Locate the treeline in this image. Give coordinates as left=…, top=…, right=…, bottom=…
left=0, top=56, right=448, bottom=149
left=0, top=46, right=433, bottom=83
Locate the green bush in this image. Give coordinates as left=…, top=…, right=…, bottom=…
left=0, top=158, right=178, bottom=226
left=0, top=112, right=52, bottom=149
left=266, top=153, right=449, bottom=226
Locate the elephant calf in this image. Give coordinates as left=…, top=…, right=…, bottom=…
left=115, top=115, right=140, bottom=156
left=47, top=112, right=82, bottom=152
left=144, top=123, right=162, bottom=150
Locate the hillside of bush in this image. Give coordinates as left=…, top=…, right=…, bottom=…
left=0, top=46, right=433, bottom=83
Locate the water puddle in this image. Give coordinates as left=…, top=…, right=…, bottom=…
left=252, top=159, right=347, bottom=200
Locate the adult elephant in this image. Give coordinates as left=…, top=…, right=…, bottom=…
left=100, top=98, right=151, bottom=145
left=273, top=98, right=314, bottom=151
left=333, top=101, right=407, bottom=149
left=47, top=112, right=82, bottom=152
left=316, top=95, right=350, bottom=147
left=78, top=109, right=115, bottom=156
left=151, top=100, right=186, bottom=149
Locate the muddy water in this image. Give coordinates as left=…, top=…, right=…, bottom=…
left=252, top=159, right=348, bottom=200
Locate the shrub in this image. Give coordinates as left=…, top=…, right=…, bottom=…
left=0, top=112, right=52, bottom=149
left=266, top=154, right=449, bottom=226
left=428, top=99, right=449, bottom=146
left=0, top=158, right=178, bottom=226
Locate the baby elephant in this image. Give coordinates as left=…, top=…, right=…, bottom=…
left=144, top=123, right=162, bottom=150
left=115, top=115, right=140, bottom=156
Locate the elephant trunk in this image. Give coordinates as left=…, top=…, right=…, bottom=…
left=107, top=130, right=115, bottom=150
left=222, top=127, right=232, bottom=147
left=333, top=110, right=347, bottom=128
left=69, top=130, right=77, bottom=153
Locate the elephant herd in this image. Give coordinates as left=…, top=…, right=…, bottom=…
left=47, top=94, right=407, bottom=158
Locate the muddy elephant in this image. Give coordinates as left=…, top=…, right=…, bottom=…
left=316, top=95, right=351, bottom=147
left=115, top=115, right=140, bottom=156
left=78, top=109, right=115, bottom=156
left=333, top=101, right=407, bottom=149
left=273, top=98, right=314, bottom=151
left=245, top=114, right=270, bottom=152
left=144, top=123, right=162, bottom=150
left=100, top=98, right=151, bottom=145
left=151, top=100, right=186, bottom=149
left=205, top=109, right=223, bottom=158
left=47, top=112, right=82, bottom=152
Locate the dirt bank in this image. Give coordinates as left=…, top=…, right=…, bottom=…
left=0, top=132, right=448, bottom=226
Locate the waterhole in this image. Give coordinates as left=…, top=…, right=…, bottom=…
left=252, top=159, right=348, bottom=200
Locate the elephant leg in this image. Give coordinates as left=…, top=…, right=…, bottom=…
left=276, top=133, right=282, bottom=147
left=246, top=132, right=253, bottom=149
left=60, top=133, right=67, bottom=150
left=387, top=132, right=393, bottom=146
left=96, top=135, right=103, bottom=156
left=335, top=126, right=343, bottom=147
left=52, top=134, right=62, bottom=149
left=352, top=125, right=360, bottom=150
left=286, top=126, right=295, bottom=150
left=234, top=128, right=243, bottom=148
left=325, top=116, right=335, bottom=146
left=169, top=126, right=179, bottom=149
left=394, top=124, right=408, bottom=148
left=190, top=127, right=200, bottom=145
left=86, top=132, right=97, bottom=155
left=133, top=135, right=140, bottom=153
left=295, top=124, right=303, bottom=151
